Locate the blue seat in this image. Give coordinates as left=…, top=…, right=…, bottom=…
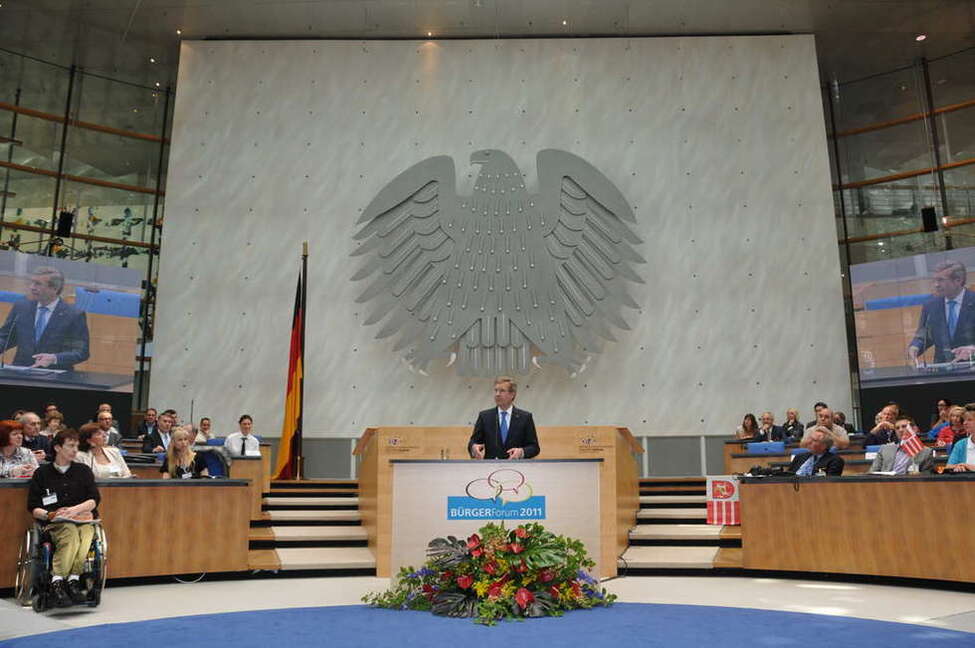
left=791, top=448, right=809, bottom=456
left=206, top=438, right=225, bottom=446
left=73, top=287, right=140, bottom=318
left=0, top=290, right=23, bottom=304
left=745, top=441, right=785, bottom=455
left=864, top=444, right=882, bottom=453
left=201, top=450, right=226, bottom=477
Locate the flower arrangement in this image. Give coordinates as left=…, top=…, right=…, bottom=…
left=362, top=522, right=615, bottom=625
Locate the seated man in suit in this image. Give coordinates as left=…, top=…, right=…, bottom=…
left=141, top=409, right=174, bottom=453
left=789, top=427, right=844, bottom=476
left=800, top=407, right=850, bottom=450
left=0, top=266, right=90, bottom=370
left=908, top=260, right=975, bottom=365
left=756, top=411, right=784, bottom=442
left=95, top=411, right=121, bottom=447
left=468, top=376, right=540, bottom=460
left=135, top=407, right=158, bottom=440
left=870, top=416, right=935, bottom=474
left=19, top=411, right=52, bottom=463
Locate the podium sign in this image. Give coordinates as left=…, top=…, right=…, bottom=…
left=391, top=459, right=601, bottom=577
left=706, top=475, right=740, bottom=525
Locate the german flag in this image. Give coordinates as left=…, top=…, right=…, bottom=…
left=273, top=275, right=304, bottom=480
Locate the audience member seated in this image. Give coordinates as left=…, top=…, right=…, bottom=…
left=225, top=414, right=260, bottom=456
left=800, top=407, right=850, bottom=449
left=833, top=410, right=856, bottom=436
left=869, top=416, right=935, bottom=474
left=94, top=411, right=121, bottom=446
left=781, top=408, right=803, bottom=442
left=43, top=402, right=58, bottom=417
left=756, top=411, right=784, bottom=441
left=42, top=411, right=64, bottom=437
left=75, top=423, right=132, bottom=479
left=94, top=404, right=121, bottom=442
left=932, top=406, right=965, bottom=447
left=142, top=410, right=175, bottom=453
left=0, top=419, right=39, bottom=478
left=929, top=398, right=952, bottom=437
left=19, top=411, right=52, bottom=463
left=160, top=428, right=209, bottom=479
left=790, top=427, right=844, bottom=475
left=26, top=429, right=100, bottom=607
left=804, top=402, right=828, bottom=429
left=864, top=404, right=898, bottom=446
left=135, top=407, right=158, bottom=440
left=195, top=417, right=213, bottom=444
left=946, top=410, right=975, bottom=473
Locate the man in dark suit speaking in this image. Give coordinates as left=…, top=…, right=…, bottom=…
left=908, top=260, right=975, bottom=365
left=468, top=376, right=540, bottom=460
left=0, top=266, right=90, bottom=370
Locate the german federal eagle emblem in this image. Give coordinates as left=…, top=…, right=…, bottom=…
left=351, top=149, right=645, bottom=376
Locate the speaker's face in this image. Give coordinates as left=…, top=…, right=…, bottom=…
left=932, top=269, right=964, bottom=298
left=28, top=275, right=59, bottom=304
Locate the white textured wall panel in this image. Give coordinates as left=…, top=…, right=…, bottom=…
left=153, top=36, right=850, bottom=439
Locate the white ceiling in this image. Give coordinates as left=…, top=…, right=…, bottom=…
left=1, top=0, right=973, bottom=89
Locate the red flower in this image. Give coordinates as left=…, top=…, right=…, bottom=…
left=466, top=534, right=481, bottom=549
left=440, top=570, right=453, bottom=581
left=483, top=561, right=498, bottom=575
left=571, top=581, right=582, bottom=598
left=538, top=568, right=555, bottom=583
left=516, top=559, right=528, bottom=573
left=471, top=548, right=483, bottom=558
left=488, top=582, right=503, bottom=599
left=514, top=527, right=529, bottom=539
left=549, top=585, right=560, bottom=598
left=509, top=542, right=524, bottom=554
left=515, top=587, right=535, bottom=609
left=421, top=583, right=436, bottom=600
left=456, top=574, right=474, bottom=589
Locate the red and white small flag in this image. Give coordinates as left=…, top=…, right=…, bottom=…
left=706, top=476, right=740, bottom=525
left=900, top=433, right=924, bottom=458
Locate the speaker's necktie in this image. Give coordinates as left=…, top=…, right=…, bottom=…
left=500, top=411, right=509, bottom=446
left=35, top=306, right=49, bottom=344
left=948, top=300, right=959, bottom=339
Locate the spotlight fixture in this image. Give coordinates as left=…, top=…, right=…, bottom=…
left=562, top=19, right=567, bottom=26
left=915, top=34, right=927, bottom=42
left=427, top=31, right=432, bottom=37
left=155, top=82, right=161, bottom=87
left=176, top=29, right=182, bottom=35
left=149, top=57, right=156, bottom=63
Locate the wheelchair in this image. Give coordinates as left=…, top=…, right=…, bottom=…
left=14, top=522, right=108, bottom=612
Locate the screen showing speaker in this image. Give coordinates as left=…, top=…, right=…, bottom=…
left=0, top=249, right=142, bottom=392
left=851, top=245, right=975, bottom=388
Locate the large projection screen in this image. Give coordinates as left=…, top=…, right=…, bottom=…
left=153, top=36, right=849, bottom=439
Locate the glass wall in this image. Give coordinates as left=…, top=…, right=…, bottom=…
left=827, top=47, right=975, bottom=425
left=0, top=47, right=172, bottom=406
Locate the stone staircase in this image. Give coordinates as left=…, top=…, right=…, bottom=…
left=247, top=479, right=376, bottom=575
left=620, top=477, right=743, bottom=572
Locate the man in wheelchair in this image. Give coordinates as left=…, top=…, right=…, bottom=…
left=26, top=428, right=101, bottom=608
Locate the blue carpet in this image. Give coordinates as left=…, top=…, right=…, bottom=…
left=2, top=603, right=972, bottom=648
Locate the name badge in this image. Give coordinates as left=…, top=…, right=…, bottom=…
left=42, top=493, right=58, bottom=506
left=108, top=466, right=120, bottom=476
left=245, top=448, right=261, bottom=457
left=181, top=471, right=193, bottom=479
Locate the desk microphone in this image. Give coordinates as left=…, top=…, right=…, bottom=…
left=0, top=313, right=17, bottom=369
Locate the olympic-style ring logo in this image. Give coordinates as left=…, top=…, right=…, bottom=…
left=465, top=469, right=533, bottom=504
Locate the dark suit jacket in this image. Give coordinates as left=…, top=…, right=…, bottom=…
left=788, top=451, right=844, bottom=476
left=134, top=421, right=157, bottom=440
left=0, top=298, right=90, bottom=370
left=468, top=407, right=540, bottom=460
left=141, top=429, right=171, bottom=453
left=910, top=289, right=975, bottom=363
left=754, top=425, right=785, bottom=442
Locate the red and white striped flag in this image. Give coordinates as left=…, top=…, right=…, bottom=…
left=706, top=476, right=740, bottom=525
left=900, top=433, right=924, bottom=458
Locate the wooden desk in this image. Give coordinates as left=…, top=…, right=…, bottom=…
left=354, top=426, right=642, bottom=578
left=0, top=478, right=250, bottom=588
left=729, top=450, right=867, bottom=475
left=740, top=474, right=975, bottom=583
left=229, top=453, right=271, bottom=520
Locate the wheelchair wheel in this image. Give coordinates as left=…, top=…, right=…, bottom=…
left=15, top=529, right=35, bottom=606
left=84, top=524, right=108, bottom=607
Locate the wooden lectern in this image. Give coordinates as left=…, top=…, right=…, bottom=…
left=353, top=426, right=642, bottom=578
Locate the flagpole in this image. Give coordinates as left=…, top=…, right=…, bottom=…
left=297, top=241, right=308, bottom=480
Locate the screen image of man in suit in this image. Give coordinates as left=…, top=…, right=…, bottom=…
left=908, top=260, right=975, bottom=365
left=0, top=266, right=89, bottom=370
left=468, top=376, right=540, bottom=460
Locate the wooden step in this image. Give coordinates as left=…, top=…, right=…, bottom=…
left=263, top=496, right=359, bottom=506
left=261, top=526, right=368, bottom=542
left=630, top=524, right=724, bottom=541
left=640, top=485, right=707, bottom=494
left=637, top=507, right=706, bottom=520
left=639, top=495, right=707, bottom=504
left=266, top=509, right=361, bottom=522
left=272, top=479, right=357, bottom=488
left=713, top=547, right=743, bottom=568
left=275, top=547, right=375, bottom=570
left=248, top=549, right=281, bottom=571
left=621, top=545, right=718, bottom=569
left=267, top=488, right=359, bottom=496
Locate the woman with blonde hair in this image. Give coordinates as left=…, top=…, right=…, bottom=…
left=782, top=408, right=803, bottom=442
left=160, top=427, right=208, bottom=479
left=76, top=422, right=132, bottom=478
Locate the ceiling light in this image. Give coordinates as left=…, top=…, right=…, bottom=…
left=915, top=34, right=927, bottom=42
left=427, top=31, right=432, bottom=37
left=155, top=82, right=161, bottom=87
left=176, top=29, right=182, bottom=35
left=562, top=19, right=567, bottom=26
left=149, top=57, right=156, bottom=63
